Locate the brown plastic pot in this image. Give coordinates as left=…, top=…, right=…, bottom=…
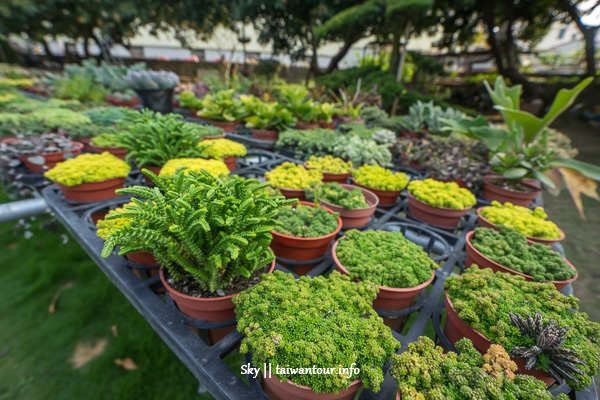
left=408, top=194, right=471, bottom=227
left=333, top=115, right=365, bottom=124
left=55, top=177, right=126, bottom=202
left=465, top=231, right=577, bottom=290
left=351, top=178, right=404, bottom=206
left=263, top=374, right=361, bottom=400
left=319, top=122, right=336, bottom=129
left=202, top=132, right=226, bottom=140
left=318, top=184, right=378, bottom=228
left=444, top=292, right=556, bottom=387
left=74, top=137, right=93, bottom=152
left=401, top=130, right=425, bottom=139
left=482, top=175, right=541, bottom=207
left=160, top=257, right=276, bottom=343
left=476, top=207, right=565, bottom=247
left=126, top=252, right=158, bottom=266
left=304, top=163, right=351, bottom=184
left=296, top=122, right=320, bottom=130
left=276, top=187, right=307, bottom=201
left=205, top=119, right=240, bottom=132
left=270, top=201, right=342, bottom=266
left=88, top=144, right=128, bottom=160
left=10, top=140, right=84, bottom=172
left=251, top=129, right=279, bottom=141
left=223, top=156, right=238, bottom=171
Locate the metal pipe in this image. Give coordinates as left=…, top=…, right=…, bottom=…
left=0, top=198, right=49, bottom=224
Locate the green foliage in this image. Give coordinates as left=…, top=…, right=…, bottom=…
left=471, top=226, right=576, bottom=282
left=198, top=138, right=247, bottom=159
left=390, top=336, right=568, bottom=400
left=44, top=152, right=131, bottom=186
left=52, top=75, right=109, bottom=103
left=91, top=132, right=124, bottom=148
left=244, top=99, right=296, bottom=131
left=398, top=100, right=429, bottom=134
left=333, top=136, right=392, bottom=167
left=278, top=86, right=318, bottom=123
left=158, top=158, right=230, bottom=177
left=273, top=204, right=339, bottom=238
left=233, top=271, right=400, bottom=394
left=265, top=162, right=323, bottom=189
left=114, top=109, right=213, bottom=167
left=408, top=178, right=476, bottom=209
left=125, top=69, right=179, bottom=90
left=336, top=229, right=437, bottom=288
left=276, top=128, right=339, bottom=158
left=101, top=169, right=295, bottom=292
left=96, top=202, right=136, bottom=240
left=305, top=182, right=368, bottom=210
left=198, top=89, right=248, bottom=122
left=29, top=108, right=91, bottom=130
left=179, top=91, right=203, bottom=110
left=82, top=107, right=138, bottom=126
left=444, top=267, right=600, bottom=391
left=305, top=155, right=353, bottom=174
left=480, top=201, right=562, bottom=239
left=316, top=102, right=337, bottom=123
left=353, top=165, right=409, bottom=191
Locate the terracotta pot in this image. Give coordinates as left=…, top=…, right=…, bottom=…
left=88, top=144, right=128, bottom=160
left=126, top=252, right=158, bottom=266
left=140, top=165, right=162, bottom=183
left=482, top=175, right=541, bottom=207
left=444, top=292, right=556, bottom=387
left=251, top=129, right=279, bottom=141
left=408, top=194, right=471, bottom=227
left=270, top=201, right=342, bottom=264
left=74, top=137, right=93, bottom=152
left=333, top=239, right=435, bottom=310
left=476, top=207, right=565, bottom=247
left=318, top=184, right=378, bottom=228
left=202, top=132, right=226, bottom=140
left=351, top=178, right=404, bottom=206
left=319, top=122, right=336, bottom=129
left=401, top=130, right=424, bottom=139
left=465, top=231, right=577, bottom=290
left=223, top=156, right=238, bottom=171
left=333, top=115, right=365, bottom=124
left=276, top=187, right=307, bottom=201
left=263, top=374, right=361, bottom=400
left=296, top=122, right=320, bottom=130
left=9, top=141, right=84, bottom=172
left=205, top=119, right=240, bottom=132
left=159, top=258, right=275, bottom=342
left=304, top=163, right=351, bottom=184
left=55, top=177, right=126, bottom=202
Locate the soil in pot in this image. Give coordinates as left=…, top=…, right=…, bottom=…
left=351, top=178, right=402, bottom=207
left=160, top=259, right=275, bottom=344
left=263, top=374, right=361, bottom=400
left=408, top=194, right=471, bottom=228
left=251, top=129, right=279, bottom=141
left=482, top=175, right=541, bottom=207
left=55, top=177, right=126, bottom=202
left=318, top=184, right=378, bottom=228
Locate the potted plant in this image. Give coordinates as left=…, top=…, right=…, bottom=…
left=244, top=99, right=296, bottom=141
left=305, top=182, right=378, bottom=228
left=275, top=128, right=340, bottom=159
left=265, top=162, right=323, bottom=200
left=89, top=132, right=128, bottom=160
left=270, top=201, right=341, bottom=272
left=125, top=69, right=179, bottom=114
left=317, top=102, right=337, bottom=129
left=198, top=138, right=247, bottom=171
left=398, top=101, right=429, bottom=139
left=179, top=90, right=203, bottom=115
left=352, top=164, right=409, bottom=206
left=197, top=89, right=248, bottom=131
left=444, top=267, right=600, bottom=389
left=390, top=336, right=568, bottom=400
left=279, top=86, right=319, bottom=130
left=101, top=168, right=295, bottom=343
left=466, top=226, right=577, bottom=289
left=407, top=178, right=477, bottom=227
left=477, top=201, right=565, bottom=246
left=1, top=131, right=84, bottom=172
left=332, top=136, right=393, bottom=168
left=332, top=229, right=437, bottom=327
left=445, top=76, right=600, bottom=214
left=233, top=271, right=400, bottom=400
left=329, top=87, right=365, bottom=124
left=158, top=158, right=230, bottom=177
left=304, top=155, right=353, bottom=183
left=44, top=152, right=131, bottom=202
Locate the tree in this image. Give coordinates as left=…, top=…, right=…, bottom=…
left=556, top=0, right=599, bottom=77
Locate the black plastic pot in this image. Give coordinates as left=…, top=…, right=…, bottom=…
left=134, top=88, right=174, bottom=114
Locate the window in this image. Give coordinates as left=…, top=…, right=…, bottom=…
left=192, top=49, right=206, bottom=60
left=558, top=28, right=567, bottom=40
left=129, top=46, right=144, bottom=58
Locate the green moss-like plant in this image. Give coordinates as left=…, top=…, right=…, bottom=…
left=480, top=201, right=562, bottom=239
left=353, top=165, right=409, bottom=191
left=91, top=132, right=124, bottom=147
left=335, top=229, right=437, bottom=288
left=390, top=336, right=568, bottom=400
left=198, top=138, right=247, bottom=159
left=233, top=271, right=400, bottom=394
left=305, top=155, right=353, bottom=174
left=273, top=204, right=339, bottom=238
left=470, top=226, right=576, bottom=282
left=305, top=182, right=368, bottom=209
left=159, top=158, right=230, bottom=177
left=444, top=267, right=600, bottom=391
left=44, top=152, right=131, bottom=186
left=408, top=178, right=476, bottom=209
left=265, top=162, right=323, bottom=189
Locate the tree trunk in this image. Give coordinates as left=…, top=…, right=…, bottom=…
left=389, top=31, right=401, bottom=76
left=396, top=22, right=412, bottom=81
left=91, top=33, right=105, bottom=60
left=324, top=38, right=357, bottom=74
left=559, top=0, right=598, bottom=77
left=41, top=38, right=61, bottom=64
left=83, top=37, right=91, bottom=58
left=308, top=24, right=321, bottom=79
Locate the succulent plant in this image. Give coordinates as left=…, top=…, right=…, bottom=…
left=125, top=69, right=180, bottom=90
left=509, top=312, right=587, bottom=385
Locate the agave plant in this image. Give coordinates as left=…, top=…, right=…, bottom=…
left=125, top=69, right=180, bottom=90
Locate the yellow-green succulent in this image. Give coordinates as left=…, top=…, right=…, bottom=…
left=198, top=138, right=247, bottom=159
left=480, top=201, right=562, bottom=239
left=305, top=155, right=352, bottom=174
left=353, top=165, right=409, bottom=191
left=96, top=203, right=135, bottom=240
left=159, top=158, right=230, bottom=177
left=265, top=162, right=323, bottom=189
left=44, top=152, right=131, bottom=186
left=408, top=178, right=476, bottom=209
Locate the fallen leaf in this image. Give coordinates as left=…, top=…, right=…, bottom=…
left=48, top=281, right=74, bottom=314
left=111, top=325, right=118, bottom=338
left=558, top=167, right=600, bottom=220
left=114, top=358, right=139, bottom=371
left=70, top=339, right=108, bottom=369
